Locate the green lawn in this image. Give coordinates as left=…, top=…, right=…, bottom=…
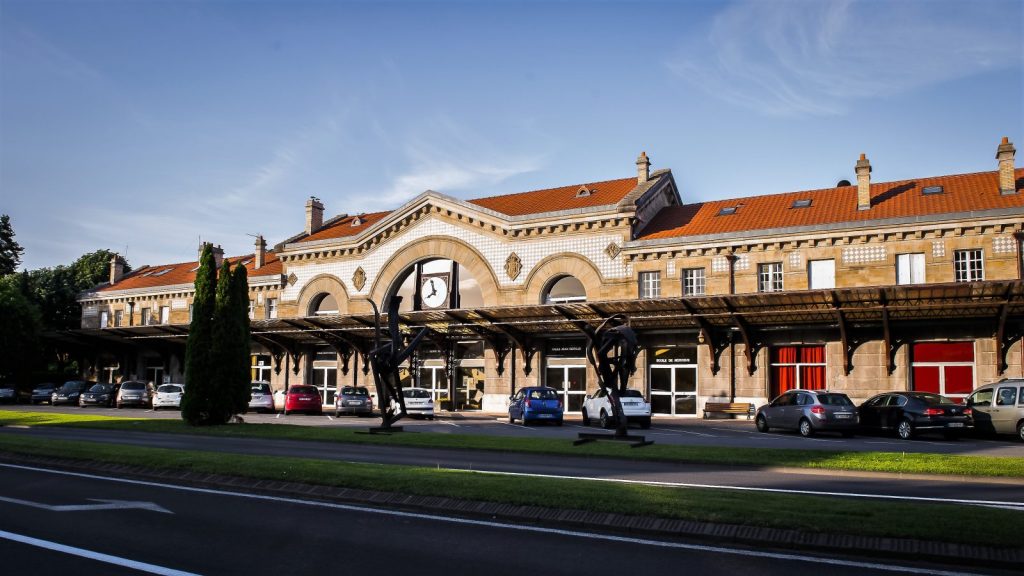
left=1, top=409, right=1023, bottom=478
left=0, top=434, right=1021, bottom=549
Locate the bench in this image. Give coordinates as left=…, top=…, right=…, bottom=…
left=702, top=402, right=755, bottom=419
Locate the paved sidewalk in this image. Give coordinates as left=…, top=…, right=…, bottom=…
left=1, top=451, right=1019, bottom=571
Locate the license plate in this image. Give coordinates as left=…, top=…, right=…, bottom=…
left=834, top=414, right=852, bottom=419
left=537, top=413, right=552, bottom=418
left=947, top=423, right=964, bottom=428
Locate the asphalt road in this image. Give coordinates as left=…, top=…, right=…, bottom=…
left=5, top=404, right=1024, bottom=457
left=3, top=425, right=1022, bottom=511
left=0, top=464, right=1002, bottom=576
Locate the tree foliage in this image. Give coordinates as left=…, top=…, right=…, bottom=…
left=0, top=278, right=42, bottom=382
left=228, top=264, right=251, bottom=414
left=0, top=214, right=24, bottom=276
left=181, top=245, right=220, bottom=425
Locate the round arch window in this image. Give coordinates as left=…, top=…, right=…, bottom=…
left=543, top=275, right=586, bottom=304
left=309, top=293, right=339, bottom=316
left=388, top=258, right=483, bottom=312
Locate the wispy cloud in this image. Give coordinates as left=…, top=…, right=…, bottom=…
left=667, top=0, right=1022, bottom=116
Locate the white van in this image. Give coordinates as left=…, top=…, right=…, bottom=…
left=965, top=379, right=1024, bottom=441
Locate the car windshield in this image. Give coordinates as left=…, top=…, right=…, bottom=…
left=61, top=382, right=85, bottom=391
left=88, top=384, right=111, bottom=393
left=290, top=386, right=318, bottom=394
left=911, top=393, right=955, bottom=405
left=158, top=385, right=182, bottom=393
left=251, top=383, right=271, bottom=394
left=403, top=389, right=431, bottom=398
left=121, top=382, right=145, bottom=391
left=816, top=394, right=853, bottom=406
left=342, top=387, right=369, bottom=396
left=528, top=389, right=558, bottom=400
left=620, top=390, right=643, bottom=398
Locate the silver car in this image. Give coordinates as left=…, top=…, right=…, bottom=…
left=248, top=382, right=274, bottom=413
left=756, top=389, right=858, bottom=437
left=334, top=386, right=373, bottom=417
left=966, top=380, right=1024, bottom=441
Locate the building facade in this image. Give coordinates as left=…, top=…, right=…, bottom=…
left=70, top=139, right=1024, bottom=415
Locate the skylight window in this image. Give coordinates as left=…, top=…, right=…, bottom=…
left=717, top=206, right=737, bottom=216
left=152, top=268, right=173, bottom=277
left=791, top=199, right=812, bottom=208
left=922, top=185, right=944, bottom=195
left=240, top=259, right=252, bottom=266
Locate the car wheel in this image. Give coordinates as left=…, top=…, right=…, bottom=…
left=116, top=403, right=123, bottom=409
left=755, top=414, right=769, bottom=433
left=640, top=418, right=651, bottom=430
left=599, top=410, right=611, bottom=429
left=798, top=418, right=814, bottom=437
left=897, top=418, right=914, bottom=440
left=1016, top=421, right=1024, bottom=442
left=508, top=413, right=515, bottom=424
left=284, top=410, right=290, bottom=416
left=521, top=416, right=529, bottom=426
left=581, top=409, right=589, bottom=426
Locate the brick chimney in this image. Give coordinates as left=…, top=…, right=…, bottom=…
left=109, top=254, right=125, bottom=285
left=636, top=151, right=651, bottom=184
left=305, top=197, right=324, bottom=235
left=254, top=235, right=266, bottom=270
left=997, top=137, right=1016, bottom=195
left=855, top=153, right=872, bottom=210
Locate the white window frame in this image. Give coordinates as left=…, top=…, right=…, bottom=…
left=99, top=310, right=109, bottom=329
left=953, top=249, right=984, bottom=282
left=639, top=271, right=661, bottom=299
left=160, top=306, right=170, bottom=325
left=758, top=262, right=784, bottom=292
left=266, top=298, right=278, bottom=319
left=807, top=259, right=835, bottom=290
left=248, top=300, right=255, bottom=319
left=114, top=310, right=123, bottom=327
left=141, top=308, right=152, bottom=325
left=682, top=268, right=705, bottom=296
left=896, top=253, right=926, bottom=285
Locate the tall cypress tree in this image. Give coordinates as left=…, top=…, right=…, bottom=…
left=209, top=259, right=236, bottom=423
left=181, top=245, right=218, bottom=425
left=230, top=264, right=251, bottom=414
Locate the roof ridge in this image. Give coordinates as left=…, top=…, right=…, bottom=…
left=467, top=175, right=636, bottom=203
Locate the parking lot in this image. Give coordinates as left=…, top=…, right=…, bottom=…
left=4, top=404, right=1023, bottom=457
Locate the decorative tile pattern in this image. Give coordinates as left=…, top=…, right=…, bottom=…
left=932, top=241, right=946, bottom=258
left=352, top=267, right=366, bottom=291
left=842, top=245, right=886, bottom=264
left=666, top=260, right=676, bottom=277
left=171, top=299, right=188, bottom=310
left=712, top=256, right=729, bottom=273
left=735, top=255, right=749, bottom=270
left=993, top=236, right=1017, bottom=254
left=505, top=253, right=522, bottom=281
left=283, top=216, right=629, bottom=299
left=788, top=252, right=802, bottom=268
left=82, top=306, right=98, bottom=317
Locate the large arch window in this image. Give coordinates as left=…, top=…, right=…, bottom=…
left=388, top=258, right=483, bottom=312
left=543, top=275, right=586, bottom=304
left=309, top=293, right=339, bottom=316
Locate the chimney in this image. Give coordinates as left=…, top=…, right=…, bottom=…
left=636, top=151, right=651, bottom=184
left=306, top=196, right=324, bottom=235
left=997, top=136, right=1016, bottom=195
left=109, top=254, right=125, bottom=285
left=254, top=235, right=266, bottom=270
left=855, top=153, right=872, bottom=210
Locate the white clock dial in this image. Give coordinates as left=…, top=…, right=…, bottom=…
left=421, top=277, right=449, bottom=309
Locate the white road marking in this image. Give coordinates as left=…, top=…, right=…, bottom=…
left=441, top=420, right=461, bottom=428
left=650, top=427, right=715, bottom=437
left=0, top=495, right=172, bottom=514
left=275, top=413, right=281, bottom=419
left=325, top=415, right=334, bottom=421
left=0, top=529, right=200, bottom=576
left=0, top=463, right=985, bottom=576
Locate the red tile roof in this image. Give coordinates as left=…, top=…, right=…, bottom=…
left=96, top=252, right=282, bottom=293
left=467, top=176, right=639, bottom=216
left=302, top=211, right=390, bottom=243
left=638, top=169, right=1024, bottom=241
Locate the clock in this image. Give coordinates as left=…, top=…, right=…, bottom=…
left=420, top=275, right=449, bottom=309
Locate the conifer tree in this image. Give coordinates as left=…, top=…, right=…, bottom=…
left=209, top=259, right=237, bottom=423
left=181, top=245, right=220, bottom=425
left=229, top=264, right=252, bottom=414
left=0, top=214, right=24, bottom=276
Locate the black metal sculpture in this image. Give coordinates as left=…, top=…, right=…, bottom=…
left=367, top=296, right=426, bottom=432
left=573, top=313, right=651, bottom=446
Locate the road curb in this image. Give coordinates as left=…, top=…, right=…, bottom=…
left=0, top=451, right=1020, bottom=570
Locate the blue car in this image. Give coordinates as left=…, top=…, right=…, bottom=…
left=508, top=386, right=563, bottom=426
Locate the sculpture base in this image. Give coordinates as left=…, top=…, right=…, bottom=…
left=574, top=432, right=653, bottom=448
left=356, top=426, right=405, bottom=435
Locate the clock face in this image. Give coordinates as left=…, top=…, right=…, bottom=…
left=421, top=276, right=449, bottom=309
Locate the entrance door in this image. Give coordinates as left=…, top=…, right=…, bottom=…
left=418, top=366, right=449, bottom=409
left=311, top=367, right=337, bottom=406
left=649, top=365, right=698, bottom=416
left=146, top=366, right=164, bottom=386
left=545, top=366, right=586, bottom=412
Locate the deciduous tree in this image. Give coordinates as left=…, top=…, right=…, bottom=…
left=0, top=214, right=24, bottom=276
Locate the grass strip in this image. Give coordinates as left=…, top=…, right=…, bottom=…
left=0, top=434, right=1021, bottom=549
left=2, top=409, right=1023, bottom=478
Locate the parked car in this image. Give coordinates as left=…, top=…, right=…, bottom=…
left=508, top=386, right=563, bottom=426
left=400, top=387, right=434, bottom=419
left=152, top=384, right=185, bottom=410
left=52, top=381, right=94, bottom=406
left=284, top=385, right=323, bottom=415
left=0, top=383, right=22, bottom=404
left=334, top=386, right=373, bottom=417
left=31, top=383, right=57, bottom=405
left=581, top=388, right=651, bottom=429
left=858, top=391, right=972, bottom=440
left=116, top=380, right=152, bottom=409
left=755, top=389, right=858, bottom=437
left=79, top=383, right=117, bottom=408
left=965, top=380, right=1024, bottom=441
left=248, top=381, right=274, bottom=413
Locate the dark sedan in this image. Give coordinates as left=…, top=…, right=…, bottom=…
left=79, top=383, right=117, bottom=408
left=52, top=381, right=94, bottom=406
left=858, top=392, right=972, bottom=440
left=31, top=383, right=57, bottom=404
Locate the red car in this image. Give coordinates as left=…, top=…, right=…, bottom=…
left=284, top=385, right=323, bottom=415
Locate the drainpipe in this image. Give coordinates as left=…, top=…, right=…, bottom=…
left=1014, top=231, right=1024, bottom=280
left=726, top=253, right=738, bottom=295
left=729, top=332, right=736, bottom=402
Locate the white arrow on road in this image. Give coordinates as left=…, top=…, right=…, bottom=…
left=0, top=495, right=173, bottom=514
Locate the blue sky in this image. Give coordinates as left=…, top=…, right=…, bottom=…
left=1, top=0, right=1021, bottom=270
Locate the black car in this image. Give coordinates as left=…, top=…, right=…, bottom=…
left=31, top=383, right=58, bottom=404
left=79, top=383, right=117, bottom=408
left=0, top=383, right=24, bottom=404
left=858, top=392, right=972, bottom=440
left=52, top=381, right=95, bottom=406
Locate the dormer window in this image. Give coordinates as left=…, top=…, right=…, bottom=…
left=717, top=206, right=738, bottom=216
left=791, top=199, right=812, bottom=208
left=151, top=268, right=173, bottom=277
left=922, top=186, right=944, bottom=195
left=351, top=215, right=364, bottom=226
left=576, top=186, right=593, bottom=198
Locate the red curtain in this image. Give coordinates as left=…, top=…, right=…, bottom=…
left=800, top=365, right=826, bottom=390
left=771, top=345, right=825, bottom=395
left=771, top=366, right=796, bottom=396
left=912, top=366, right=941, bottom=394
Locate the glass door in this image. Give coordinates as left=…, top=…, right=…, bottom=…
left=312, top=366, right=337, bottom=406
left=545, top=366, right=587, bottom=413
left=418, top=366, right=449, bottom=409
left=649, top=365, right=698, bottom=416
